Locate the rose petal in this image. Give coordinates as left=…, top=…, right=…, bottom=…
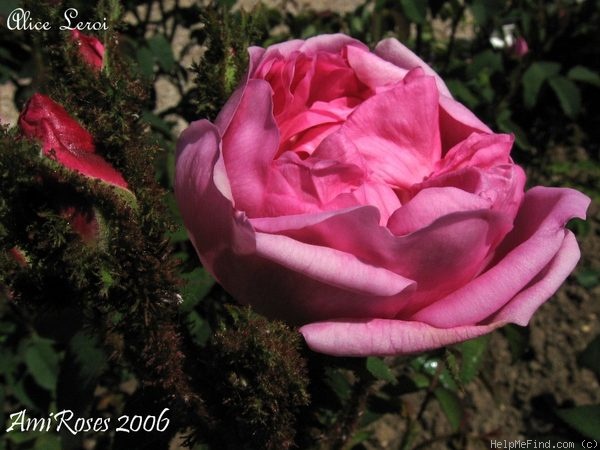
left=262, top=150, right=365, bottom=216
left=339, top=69, right=441, bottom=189
left=19, top=93, right=127, bottom=189
left=220, top=79, right=280, bottom=216
left=490, top=230, right=580, bottom=324
left=253, top=201, right=512, bottom=317
left=411, top=186, right=590, bottom=327
left=436, top=132, right=514, bottom=171
left=375, top=38, right=452, bottom=97
left=175, top=119, right=255, bottom=269
left=70, top=30, right=104, bottom=70
left=254, top=232, right=414, bottom=297
left=438, top=96, right=492, bottom=151
left=387, top=187, right=492, bottom=235
left=346, top=44, right=408, bottom=89
left=254, top=34, right=366, bottom=64
left=300, top=318, right=501, bottom=356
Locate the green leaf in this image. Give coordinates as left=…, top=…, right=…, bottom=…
left=568, top=65, right=600, bottom=88
left=11, top=376, right=36, bottom=409
left=467, top=50, right=503, bottom=78
left=400, top=0, right=427, bottom=23
left=69, top=332, right=107, bottom=385
left=457, top=335, right=490, bottom=384
left=147, top=34, right=175, bottom=72
left=142, top=110, right=173, bottom=137
left=434, top=387, right=462, bottom=430
left=502, top=324, right=530, bottom=362
left=136, top=46, right=155, bottom=78
left=57, top=332, right=106, bottom=414
left=411, top=372, right=430, bottom=389
left=180, top=268, right=215, bottom=312
left=34, top=434, right=61, bottom=450
left=446, top=80, right=479, bottom=108
left=578, top=335, right=600, bottom=377
left=0, top=0, right=18, bottom=16
left=548, top=76, right=581, bottom=118
left=470, top=0, right=504, bottom=25
left=555, top=404, right=600, bottom=440
left=325, top=367, right=352, bottom=403
left=24, top=338, right=59, bottom=391
left=350, top=429, right=372, bottom=445
left=187, top=311, right=212, bottom=346
left=522, top=61, right=561, bottom=109
left=366, top=357, right=397, bottom=384
left=496, top=109, right=533, bottom=150
left=576, top=268, right=599, bottom=289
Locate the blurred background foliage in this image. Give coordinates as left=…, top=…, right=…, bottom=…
left=1, top=0, right=599, bottom=449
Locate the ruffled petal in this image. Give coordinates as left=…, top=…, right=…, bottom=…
left=490, top=230, right=581, bottom=325
left=338, top=69, right=441, bottom=189
left=346, top=44, right=407, bottom=89
left=411, top=187, right=590, bottom=327
left=387, top=187, right=492, bottom=235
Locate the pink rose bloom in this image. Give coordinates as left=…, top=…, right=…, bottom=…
left=511, top=37, right=529, bottom=58
left=175, top=34, right=589, bottom=356
left=70, top=30, right=104, bottom=71
left=19, top=93, right=127, bottom=189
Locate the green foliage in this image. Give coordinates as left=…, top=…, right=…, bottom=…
left=522, top=62, right=561, bottom=109
left=24, top=338, right=60, bottom=392
left=433, top=387, right=462, bottom=431
left=555, top=405, right=600, bottom=440
left=578, top=335, right=600, bottom=378
left=366, top=357, right=397, bottom=384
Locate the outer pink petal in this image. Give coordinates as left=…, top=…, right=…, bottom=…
left=175, top=120, right=256, bottom=271
left=300, top=220, right=585, bottom=357
left=254, top=232, right=414, bottom=297
left=215, top=46, right=269, bottom=134
left=253, top=201, right=512, bottom=317
left=220, top=79, right=280, bottom=216
left=411, top=186, right=589, bottom=327
left=300, top=319, right=501, bottom=356
left=375, top=38, right=452, bottom=97
left=490, top=230, right=581, bottom=325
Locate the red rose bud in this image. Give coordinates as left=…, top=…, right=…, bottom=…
left=70, top=30, right=104, bottom=71
left=8, top=247, right=29, bottom=268
left=18, top=93, right=128, bottom=189
left=60, top=206, right=100, bottom=243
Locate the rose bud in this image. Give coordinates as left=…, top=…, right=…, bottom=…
left=18, top=93, right=127, bottom=189
left=175, top=34, right=590, bottom=356
left=70, top=29, right=104, bottom=71
left=511, top=37, right=529, bottom=58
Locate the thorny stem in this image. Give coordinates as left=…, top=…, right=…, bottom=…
left=329, top=371, right=376, bottom=450
left=400, top=360, right=445, bottom=450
